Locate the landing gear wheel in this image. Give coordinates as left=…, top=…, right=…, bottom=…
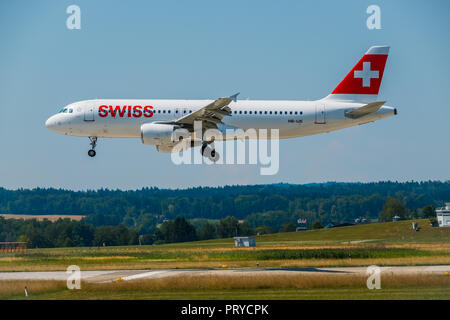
left=88, top=136, right=98, bottom=157
left=208, top=149, right=220, bottom=162
left=201, top=143, right=220, bottom=162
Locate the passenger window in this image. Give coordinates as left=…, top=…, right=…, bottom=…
left=244, top=111, right=247, bottom=114
left=295, top=111, right=298, bottom=115
left=249, top=111, right=252, bottom=114
left=259, top=111, right=262, bottom=114
left=264, top=111, right=267, bottom=114
left=239, top=111, right=242, bottom=114
left=290, top=111, right=293, bottom=115
left=168, top=110, right=171, bottom=114
left=300, top=111, right=303, bottom=115
left=269, top=111, right=272, bottom=114
left=274, top=111, right=277, bottom=115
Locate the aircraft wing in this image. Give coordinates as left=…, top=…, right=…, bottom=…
left=345, top=101, right=386, bottom=119
left=174, top=93, right=239, bottom=130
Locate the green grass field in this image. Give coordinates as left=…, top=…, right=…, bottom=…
left=201, top=218, right=450, bottom=245
left=2, top=273, right=450, bottom=300
left=5, top=286, right=450, bottom=300
left=0, top=219, right=449, bottom=272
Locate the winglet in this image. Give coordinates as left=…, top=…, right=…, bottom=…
left=229, top=92, right=240, bottom=102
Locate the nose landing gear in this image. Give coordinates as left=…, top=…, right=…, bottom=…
left=88, top=137, right=97, bottom=157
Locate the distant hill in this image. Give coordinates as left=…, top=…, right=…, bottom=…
left=0, top=181, right=449, bottom=229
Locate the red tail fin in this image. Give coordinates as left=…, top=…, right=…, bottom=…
left=325, top=46, right=389, bottom=102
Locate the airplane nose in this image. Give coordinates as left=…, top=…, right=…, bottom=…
left=45, top=116, right=57, bottom=131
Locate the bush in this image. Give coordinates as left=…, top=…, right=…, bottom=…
left=422, top=205, right=436, bottom=219
left=429, top=217, right=438, bottom=227
left=312, top=221, right=323, bottom=229
left=279, top=222, right=297, bottom=233
left=379, top=197, right=410, bottom=222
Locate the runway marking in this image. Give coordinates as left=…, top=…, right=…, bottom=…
left=1, top=266, right=449, bottom=282
left=0, top=270, right=118, bottom=281
left=121, top=270, right=170, bottom=281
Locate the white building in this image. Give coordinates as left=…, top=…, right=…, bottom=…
left=234, top=236, right=256, bottom=247
left=436, top=203, right=450, bottom=227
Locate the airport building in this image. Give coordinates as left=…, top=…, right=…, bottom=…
left=234, top=236, right=256, bottom=247
left=436, top=203, right=450, bottom=227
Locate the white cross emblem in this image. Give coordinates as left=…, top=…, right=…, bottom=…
left=354, top=62, right=379, bottom=87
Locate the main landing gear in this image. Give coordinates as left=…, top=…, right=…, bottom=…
left=88, top=137, right=97, bottom=157
left=201, top=142, right=220, bottom=162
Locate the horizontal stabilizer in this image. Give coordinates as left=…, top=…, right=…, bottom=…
left=345, top=101, right=386, bottom=119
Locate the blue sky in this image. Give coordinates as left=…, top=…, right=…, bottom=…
left=0, top=0, right=449, bottom=190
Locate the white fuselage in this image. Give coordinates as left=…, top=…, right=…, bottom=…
left=45, top=98, right=396, bottom=140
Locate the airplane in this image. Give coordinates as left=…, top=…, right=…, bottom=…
left=45, top=45, right=396, bottom=160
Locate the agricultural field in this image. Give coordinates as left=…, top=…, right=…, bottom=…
left=0, top=214, right=85, bottom=222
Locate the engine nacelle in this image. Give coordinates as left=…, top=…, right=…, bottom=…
left=141, top=123, right=179, bottom=146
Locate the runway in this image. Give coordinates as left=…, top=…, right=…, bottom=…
left=0, top=265, right=449, bottom=283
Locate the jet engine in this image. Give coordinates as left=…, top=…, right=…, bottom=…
left=140, top=123, right=180, bottom=146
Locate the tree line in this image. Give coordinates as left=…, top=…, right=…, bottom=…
left=0, top=181, right=447, bottom=247
left=0, top=217, right=137, bottom=248
left=0, top=215, right=255, bottom=248
left=1, top=182, right=448, bottom=223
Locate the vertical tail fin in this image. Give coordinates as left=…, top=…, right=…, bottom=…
left=323, top=46, right=389, bottom=103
